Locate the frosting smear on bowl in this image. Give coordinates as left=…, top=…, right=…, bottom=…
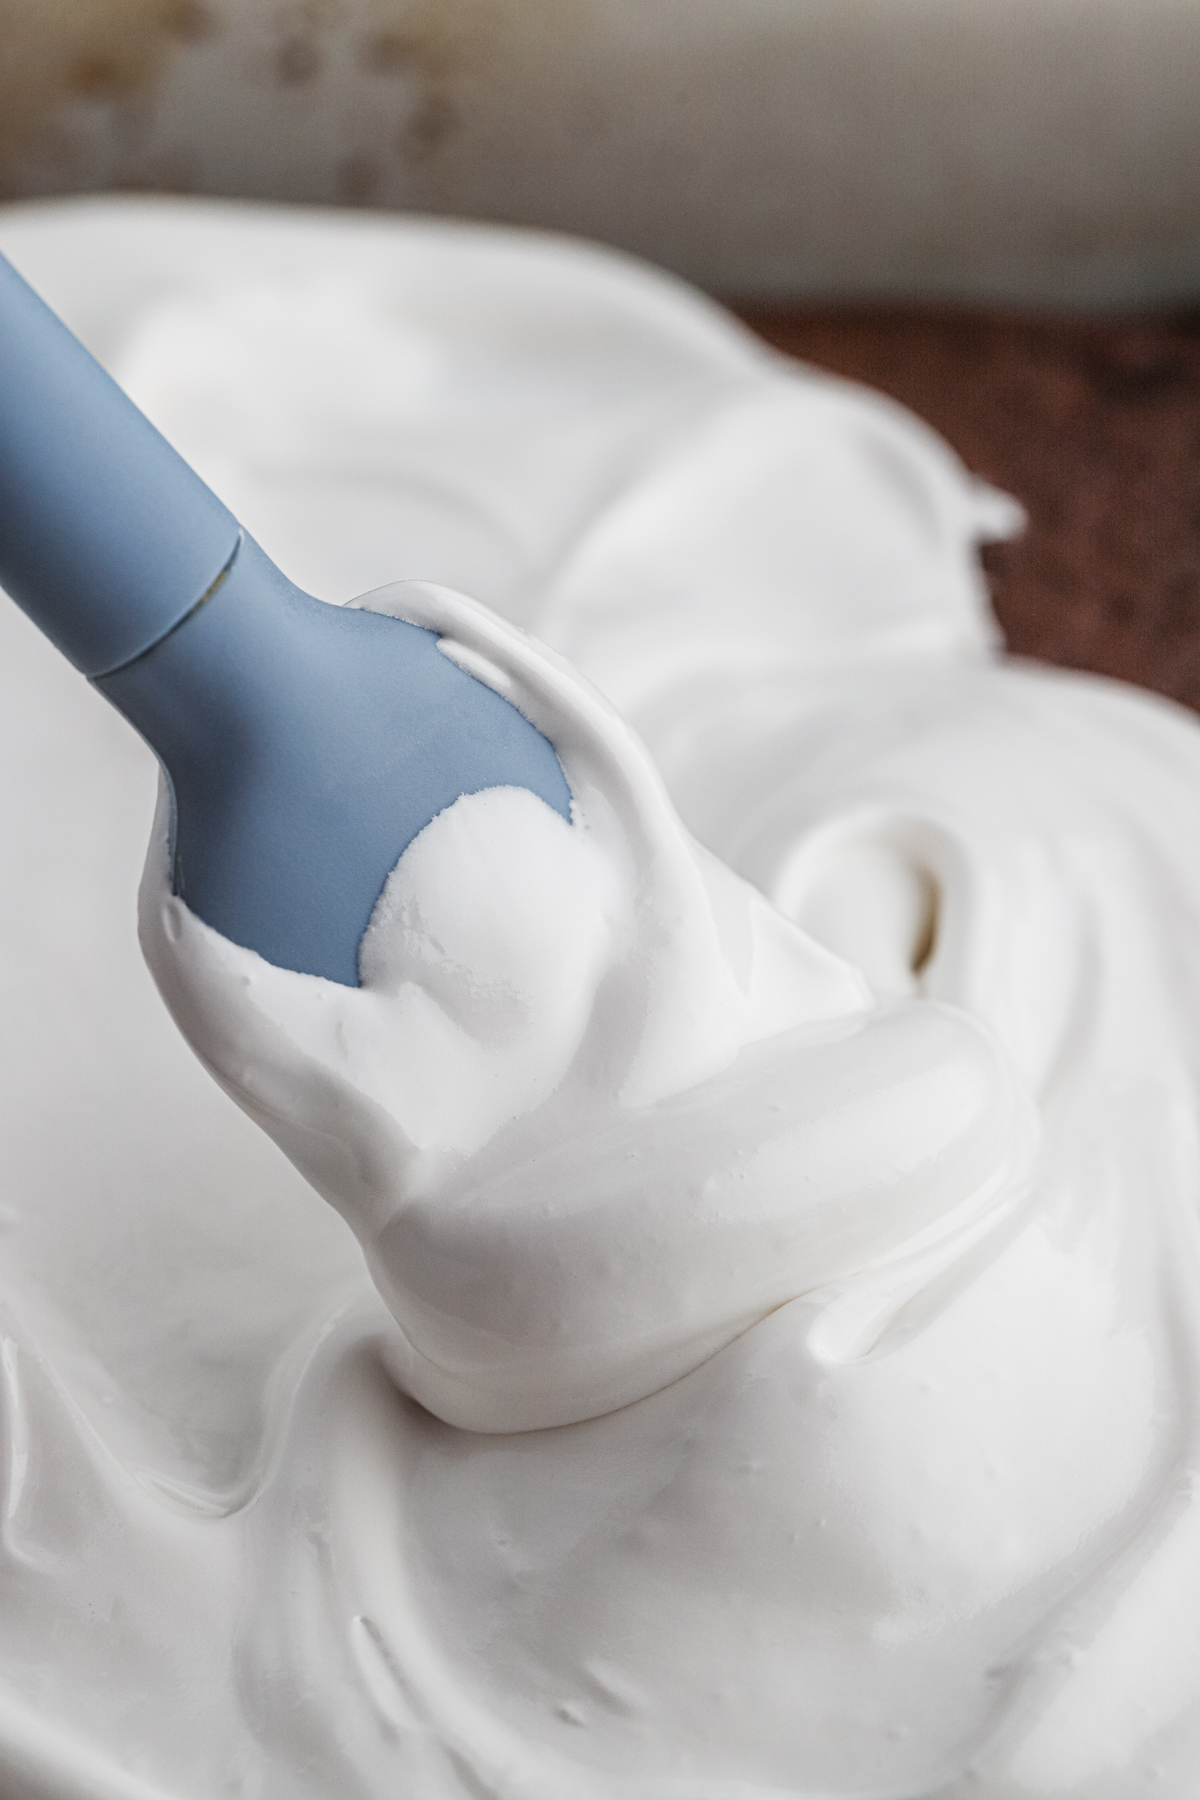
left=1, top=198, right=1200, bottom=1797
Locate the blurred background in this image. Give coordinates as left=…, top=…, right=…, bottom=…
left=3, top=0, right=1200, bottom=700
left=4, top=0, right=1200, bottom=305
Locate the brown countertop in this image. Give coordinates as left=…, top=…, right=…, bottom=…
left=740, top=307, right=1200, bottom=712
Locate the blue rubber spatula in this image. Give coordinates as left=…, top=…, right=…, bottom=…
left=0, top=249, right=572, bottom=985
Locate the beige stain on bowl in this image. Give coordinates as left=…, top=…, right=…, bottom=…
left=0, top=0, right=213, bottom=189
left=0, top=0, right=588, bottom=201
left=361, top=0, right=490, bottom=163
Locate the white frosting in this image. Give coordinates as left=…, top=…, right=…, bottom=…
left=142, top=577, right=1033, bottom=1442
left=3, top=202, right=1200, bottom=1795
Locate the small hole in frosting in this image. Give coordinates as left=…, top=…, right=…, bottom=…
left=783, top=832, right=942, bottom=996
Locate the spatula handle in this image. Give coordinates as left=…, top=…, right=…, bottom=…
left=0, top=249, right=238, bottom=677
